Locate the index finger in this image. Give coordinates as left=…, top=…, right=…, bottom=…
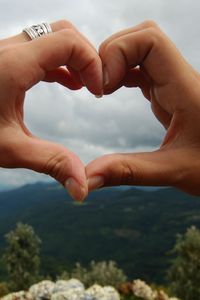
left=19, top=29, right=103, bottom=95
left=0, top=20, right=96, bottom=52
left=100, top=21, right=190, bottom=92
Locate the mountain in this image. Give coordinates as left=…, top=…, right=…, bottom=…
left=0, top=182, right=200, bottom=284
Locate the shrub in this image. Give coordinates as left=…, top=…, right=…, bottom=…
left=3, top=222, right=41, bottom=291
left=168, top=226, right=200, bottom=300
left=59, top=260, right=127, bottom=288
left=0, top=282, right=9, bottom=297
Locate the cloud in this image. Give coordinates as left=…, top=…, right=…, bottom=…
left=0, top=0, right=199, bottom=187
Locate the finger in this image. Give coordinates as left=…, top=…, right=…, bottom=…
left=86, top=149, right=182, bottom=191
left=1, top=134, right=88, bottom=202
left=0, top=20, right=101, bottom=93
left=51, top=20, right=97, bottom=53
left=44, top=67, right=83, bottom=90
left=104, top=68, right=151, bottom=99
left=151, top=97, right=172, bottom=129
left=123, top=68, right=151, bottom=98
left=0, top=20, right=96, bottom=51
left=123, top=68, right=172, bottom=127
left=100, top=22, right=189, bottom=94
left=14, top=29, right=102, bottom=95
left=100, top=20, right=158, bottom=54
left=67, top=66, right=84, bottom=87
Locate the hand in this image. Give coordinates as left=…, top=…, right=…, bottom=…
left=86, top=20, right=200, bottom=196
left=0, top=20, right=103, bottom=201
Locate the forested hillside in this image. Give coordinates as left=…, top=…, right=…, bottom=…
left=0, top=182, right=199, bottom=284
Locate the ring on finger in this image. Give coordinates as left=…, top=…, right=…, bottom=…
left=23, top=22, right=52, bottom=40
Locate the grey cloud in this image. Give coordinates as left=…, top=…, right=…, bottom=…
left=0, top=0, right=199, bottom=187
left=25, top=84, right=164, bottom=149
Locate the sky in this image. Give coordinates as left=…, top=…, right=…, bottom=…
left=0, top=0, right=200, bottom=188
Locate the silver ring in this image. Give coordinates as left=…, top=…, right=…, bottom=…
left=23, top=22, right=52, bottom=40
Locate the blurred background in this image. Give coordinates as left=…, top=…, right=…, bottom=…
left=0, top=0, right=199, bottom=189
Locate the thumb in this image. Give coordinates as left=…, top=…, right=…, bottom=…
left=7, top=135, right=88, bottom=202
left=86, top=150, right=181, bottom=191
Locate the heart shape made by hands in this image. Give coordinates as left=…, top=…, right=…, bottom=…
left=0, top=20, right=199, bottom=200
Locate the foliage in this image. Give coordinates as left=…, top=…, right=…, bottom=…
left=59, top=260, right=127, bottom=288
left=121, top=296, right=143, bottom=300
left=0, top=282, right=9, bottom=297
left=168, top=226, right=200, bottom=300
left=0, top=183, right=200, bottom=284
left=3, top=222, right=41, bottom=291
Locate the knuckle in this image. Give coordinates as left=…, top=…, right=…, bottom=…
left=105, top=154, right=143, bottom=186
left=58, top=19, right=75, bottom=30
left=146, top=26, right=163, bottom=46
left=99, top=20, right=160, bottom=57
left=99, top=40, right=108, bottom=56
left=148, top=26, right=160, bottom=36
left=59, top=27, right=75, bottom=39
left=120, top=159, right=141, bottom=185
left=142, top=19, right=159, bottom=29
left=81, top=54, right=99, bottom=73
left=140, top=20, right=163, bottom=45
left=101, top=40, right=117, bottom=56
left=44, top=149, right=72, bottom=184
left=99, top=36, right=118, bottom=58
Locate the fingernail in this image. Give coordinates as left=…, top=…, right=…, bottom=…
left=103, top=67, right=109, bottom=86
left=95, top=94, right=103, bottom=99
left=65, top=178, right=87, bottom=202
left=87, top=176, right=104, bottom=192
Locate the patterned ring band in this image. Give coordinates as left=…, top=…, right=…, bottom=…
left=23, top=22, right=52, bottom=40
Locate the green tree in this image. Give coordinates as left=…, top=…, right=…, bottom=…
left=168, top=226, right=200, bottom=300
left=3, top=222, right=41, bottom=291
left=59, top=260, right=127, bottom=288
left=0, top=282, right=9, bottom=297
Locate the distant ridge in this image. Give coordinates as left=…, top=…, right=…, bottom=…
left=0, top=182, right=199, bottom=284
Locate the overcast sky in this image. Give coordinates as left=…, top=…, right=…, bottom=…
left=0, top=0, right=200, bottom=188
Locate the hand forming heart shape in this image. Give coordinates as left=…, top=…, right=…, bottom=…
left=0, top=20, right=200, bottom=201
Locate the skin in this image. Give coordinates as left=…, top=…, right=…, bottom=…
left=1, top=19, right=200, bottom=200
left=0, top=20, right=103, bottom=201
left=86, top=20, right=200, bottom=196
